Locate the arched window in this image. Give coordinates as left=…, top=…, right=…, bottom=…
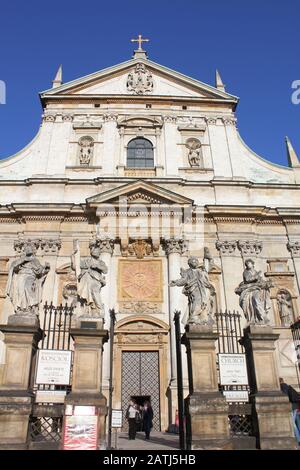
left=127, top=138, right=154, bottom=168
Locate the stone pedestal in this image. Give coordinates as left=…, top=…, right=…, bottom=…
left=0, top=315, right=43, bottom=449
left=241, top=325, right=298, bottom=450
left=183, top=325, right=232, bottom=450
left=65, top=319, right=109, bottom=449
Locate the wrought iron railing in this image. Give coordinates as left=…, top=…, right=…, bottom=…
left=29, top=303, right=74, bottom=447
left=215, top=311, right=254, bottom=439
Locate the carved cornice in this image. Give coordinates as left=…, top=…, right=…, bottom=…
left=22, top=215, right=65, bottom=222
left=237, top=240, right=263, bottom=256
left=0, top=217, right=22, bottom=224
left=162, top=238, right=188, bottom=255
left=287, top=241, right=300, bottom=257
left=64, top=216, right=88, bottom=223
left=216, top=240, right=237, bottom=254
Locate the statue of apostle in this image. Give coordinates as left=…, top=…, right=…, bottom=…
left=235, top=259, right=272, bottom=325
left=72, top=239, right=108, bottom=318
left=6, top=240, right=50, bottom=317
left=169, top=256, right=215, bottom=325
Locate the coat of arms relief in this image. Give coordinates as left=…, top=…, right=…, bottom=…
left=126, top=63, right=154, bottom=95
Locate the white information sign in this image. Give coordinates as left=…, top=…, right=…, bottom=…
left=111, top=409, right=123, bottom=428
left=223, top=390, right=249, bottom=403
left=219, top=353, right=248, bottom=386
left=36, top=349, right=72, bottom=385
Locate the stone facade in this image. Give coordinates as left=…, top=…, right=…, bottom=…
left=0, top=48, right=300, bottom=435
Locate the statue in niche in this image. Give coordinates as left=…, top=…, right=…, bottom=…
left=72, top=239, right=108, bottom=318
left=169, top=255, right=215, bottom=325
left=6, top=240, right=50, bottom=317
left=277, top=290, right=293, bottom=327
left=235, top=259, right=273, bottom=325
left=78, top=136, right=94, bottom=166
left=185, top=137, right=202, bottom=167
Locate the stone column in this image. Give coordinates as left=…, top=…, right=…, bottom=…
left=65, top=320, right=109, bottom=449
left=163, top=117, right=179, bottom=176
left=182, top=325, right=232, bottom=450
left=164, top=238, right=186, bottom=426
left=287, top=241, right=300, bottom=295
left=102, top=115, right=118, bottom=175
left=98, top=236, right=115, bottom=398
left=0, top=316, right=43, bottom=449
left=240, top=325, right=297, bottom=450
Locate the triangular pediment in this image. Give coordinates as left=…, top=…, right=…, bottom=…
left=40, top=58, right=238, bottom=103
left=86, top=180, right=193, bottom=207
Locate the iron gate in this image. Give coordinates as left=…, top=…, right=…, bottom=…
left=215, top=311, right=256, bottom=445
left=121, top=351, right=160, bottom=431
left=29, top=303, right=74, bottom=449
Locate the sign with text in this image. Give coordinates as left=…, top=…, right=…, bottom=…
left=111, top=409, right=123, bottom=428
left=63, top=415, right=98, bottom=450
left=36, top=349, right=72, bottom=385
left=219, top=353, right=248, bottom=386
left=35, top=390, right=66, bottom=403
left=223, top=390, right=249, bottom=402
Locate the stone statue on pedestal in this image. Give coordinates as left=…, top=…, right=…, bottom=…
left=72, top=239, right=108, bottom=319
left=169, top=256, right=215, bottom=325
left=6, top=240, right=50, bottom=317
left=235, top=258, right=272, bottom=325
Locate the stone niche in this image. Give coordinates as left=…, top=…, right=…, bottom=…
left=265, top=259, right=298, bottom=326
left=55, top=263, right=77, bottom=307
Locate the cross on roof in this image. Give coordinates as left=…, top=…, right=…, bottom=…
left=131, top=34, right=149, bottom=51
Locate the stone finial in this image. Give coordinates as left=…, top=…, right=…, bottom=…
left=215, top=69, right=225, bottom=92
left=215, top=240, right=237, bottom=255
left=237, top=240, right=263, bottom=256
left=52, top=64, right=62, bottom=88
left=285, top=136, right=300, bottom=168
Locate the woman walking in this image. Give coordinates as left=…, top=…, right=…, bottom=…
left=142, top=400, right=153, bottom=440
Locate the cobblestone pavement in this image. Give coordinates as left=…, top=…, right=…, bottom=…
left=113, top=431, right=180, bottom=450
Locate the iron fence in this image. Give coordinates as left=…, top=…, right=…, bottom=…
left=29, top=303, right=74, bottom=448
left=215, top=311, right=255, bottom=441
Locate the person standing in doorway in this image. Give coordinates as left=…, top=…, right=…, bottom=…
left=142, top=400, right=153, bottom=440
left=126, top=399, right=139, bottom=440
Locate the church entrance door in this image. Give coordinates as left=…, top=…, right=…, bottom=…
left=121, top=351, right=160, bottom=431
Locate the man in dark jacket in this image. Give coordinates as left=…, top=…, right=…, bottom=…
left=142, top=401, right=153, bottom=440
left=280, top=377, right=300, bottom=410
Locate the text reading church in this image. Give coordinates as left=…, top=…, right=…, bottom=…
left=0, top=37, right=299, bottom=450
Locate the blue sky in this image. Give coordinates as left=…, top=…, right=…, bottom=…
left=0, top=0, right=299, bottom=166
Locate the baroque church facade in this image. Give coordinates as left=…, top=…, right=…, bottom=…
left=0, top=42, right=300, bottom=435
